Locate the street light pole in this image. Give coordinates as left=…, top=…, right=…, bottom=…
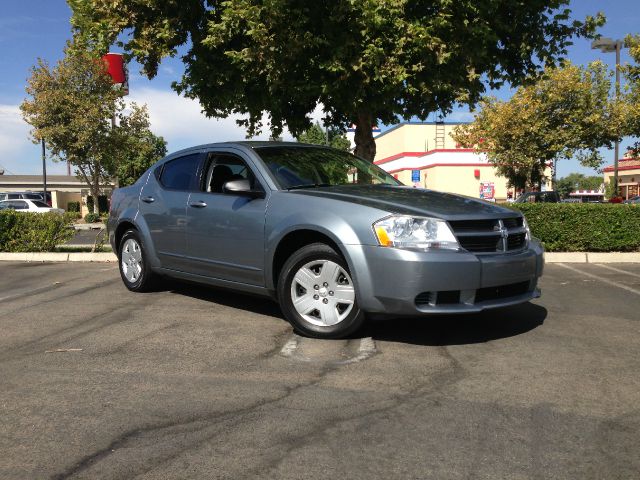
left=41, top=138, right=47, bottom=203
left=591, top=37, right=624, bottom=198
left=614, top=40, right=621, bottom=197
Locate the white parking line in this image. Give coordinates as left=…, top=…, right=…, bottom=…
left=338, top=337, right=377, bottom=365
left=594, top=263, right=640, bottom=279
left=557, top=263, right=640, bottom=296
left=280, top=334, right=301, bottom=358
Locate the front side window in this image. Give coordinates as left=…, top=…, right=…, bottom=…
left=12, top=201, right=28, bottom=210
left=254, top=146, right=402, bottom=190
left=159, top=153, right=201, bottom=190
left=202, top=153, right=262, bottom=193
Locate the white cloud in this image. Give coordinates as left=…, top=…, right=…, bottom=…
left=0, top=86, right=328, bottom=174
left=127, top=87, right=327, bottom=153
left=0, top=104, right=63, bottom=175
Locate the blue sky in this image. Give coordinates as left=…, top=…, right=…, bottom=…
left=0, top=1, right=638, bottom=177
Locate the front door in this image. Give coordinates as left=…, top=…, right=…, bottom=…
left=185, top=150, right=268, bottom=285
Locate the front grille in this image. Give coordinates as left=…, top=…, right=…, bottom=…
left=458, top=235, right=501, bottom=252
left=475, top=281, right=530, bottom=303
left=450, top=217, right=527, bottom=253
left=449, top=219, right=498, bottom=232
left=507, top=232, right=527, bottom=250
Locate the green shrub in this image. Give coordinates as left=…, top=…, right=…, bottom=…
left=84, top=212, right=101, bottom=224
left=67, top=201, right=80, bottom=213
left=0, top=211, right=75, bottom=252
left=508, top=203, right=640, bottom=252
left=86, top=195, right=109, bottom=214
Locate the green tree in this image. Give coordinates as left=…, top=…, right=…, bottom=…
left=69, top=0, right=603, bottom=162
left=109, top=105, right=167, bottom=187
left=452, top=62, right=623, bottom=191
left=623, top=34, right=640, bottom=156
left=556, top=173, right=604, bottom=198
left=20, top=44, right=165, bottom=210
left=296, top=122, right=351, bottom=152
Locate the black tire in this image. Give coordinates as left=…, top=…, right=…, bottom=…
left=118, top=229, right=156, bottom=292
left=277, top=243, right=365, bottom=339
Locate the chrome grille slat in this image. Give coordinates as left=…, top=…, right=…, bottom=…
left=449, top=217, right=526, bottom=253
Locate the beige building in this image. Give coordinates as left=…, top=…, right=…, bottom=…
left=603, top=158, right=640, bottom=200
left=0, top=174, right=112, bottom=216
left=373, top=122, right=552, bottom=201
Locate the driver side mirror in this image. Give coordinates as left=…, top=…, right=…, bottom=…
left=223, top=178, right=265, bottom=199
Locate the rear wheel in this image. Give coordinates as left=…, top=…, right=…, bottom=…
left=118, top=229, right=156, bottom=292
left=277, top=243, right=365, bottom=339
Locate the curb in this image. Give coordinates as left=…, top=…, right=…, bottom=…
left=545, top=252, right=640, bottom=263
left=0, top=252, right=117, bottom=262
left=73, top=223, right=106, bottom=231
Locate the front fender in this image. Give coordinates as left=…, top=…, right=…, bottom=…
left=264, top=211, right=363, bottom=292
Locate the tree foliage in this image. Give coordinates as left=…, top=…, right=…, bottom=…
left=556, top=173, right=603, bottom=198
left=20, top=44, right=166, bottom=211
left=452, top=62, right=623, bottom=190
left=296, top=122, right=350, bottom=152
left=624, top=34, right=640, bottom=156
left=69, top=0, right=603, bottom=161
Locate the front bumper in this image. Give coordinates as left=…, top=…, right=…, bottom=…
left=345, top=240, right=544, bottom=316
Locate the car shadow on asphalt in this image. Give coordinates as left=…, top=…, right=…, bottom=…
left=358, top=302, right=547, bottom=346
left=162, top=280, right=284, bottom=319
left=154, top=280, right=546, bottom=346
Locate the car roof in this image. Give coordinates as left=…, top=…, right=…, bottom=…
left=165, top=141, right=334, bottom=158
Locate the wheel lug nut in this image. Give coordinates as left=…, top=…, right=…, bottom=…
left=322, top=298, right=328, bottom=304
left=329, top=291, right=334, bottom=296
left=314, top=285, right=319, bottom=290
left=313, top=294, right=319, bottom=300
left=323, top=282, right=328, bottom=287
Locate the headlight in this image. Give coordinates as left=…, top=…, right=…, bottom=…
left=373, top=215, right=459, bottom=251
left=523, top=217, right=531, bottom=242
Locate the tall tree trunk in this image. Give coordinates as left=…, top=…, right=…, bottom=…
left=353, top=111, right=376, bottom=162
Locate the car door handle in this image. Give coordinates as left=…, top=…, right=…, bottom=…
left=189, top=200, right=207, bottom=208
left=141, top=196, right=155, bottom=203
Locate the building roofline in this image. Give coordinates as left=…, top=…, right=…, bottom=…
left=373, top=121, right=470, bottom=142
left=375, top=148, right=477, bottom=165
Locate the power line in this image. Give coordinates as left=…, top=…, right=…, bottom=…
left=0, top=163, right=16, bottom=175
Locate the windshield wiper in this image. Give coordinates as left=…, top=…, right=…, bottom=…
left=287, top=183, right=332, bottom=190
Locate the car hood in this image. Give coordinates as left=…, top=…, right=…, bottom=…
left=288, top=185, right=519, bottom=220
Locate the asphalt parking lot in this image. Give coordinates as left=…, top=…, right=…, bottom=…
left=1, top=261, right=639, bottom=479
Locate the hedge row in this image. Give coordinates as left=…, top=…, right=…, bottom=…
left=0, top=211, right=76, bottom=252
left=509, top=203, right=640, bottom=252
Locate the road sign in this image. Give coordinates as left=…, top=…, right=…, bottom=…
left=411, top=170, right=420, bottom=183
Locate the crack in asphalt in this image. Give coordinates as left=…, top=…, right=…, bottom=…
left=0, top=295, right=157, bottom=361
left=49, top=358, right=344, bottom=480
left=253, top=344, right=468, bottom=477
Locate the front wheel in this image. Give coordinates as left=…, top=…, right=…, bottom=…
left=277, top=243, right=365, bottom=339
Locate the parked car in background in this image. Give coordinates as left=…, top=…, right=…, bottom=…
left=623, top=196, right=640, bottom=204
left=0, top=191, right=45, bottom=202
left=0, top=199, right=64, bottom=214
left=109, top=142, right=544, bottom=339
left=514, top=191, right=561, bottom=203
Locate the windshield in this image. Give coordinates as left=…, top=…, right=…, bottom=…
left=254, top=146, right=402, bottom=190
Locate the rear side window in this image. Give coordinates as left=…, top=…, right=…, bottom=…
left=32, top=200, right=49, bottom=208
left=159, top=154, right=201, bottom=190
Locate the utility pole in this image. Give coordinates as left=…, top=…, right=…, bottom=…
left=41, top=138, right=47, bottom=203
left=591, top=37, right=624, bottom=198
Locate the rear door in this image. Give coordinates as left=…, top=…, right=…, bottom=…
left=138, top=152, right=204, bottom=272
left=184, top=149, right=268, bottom=285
